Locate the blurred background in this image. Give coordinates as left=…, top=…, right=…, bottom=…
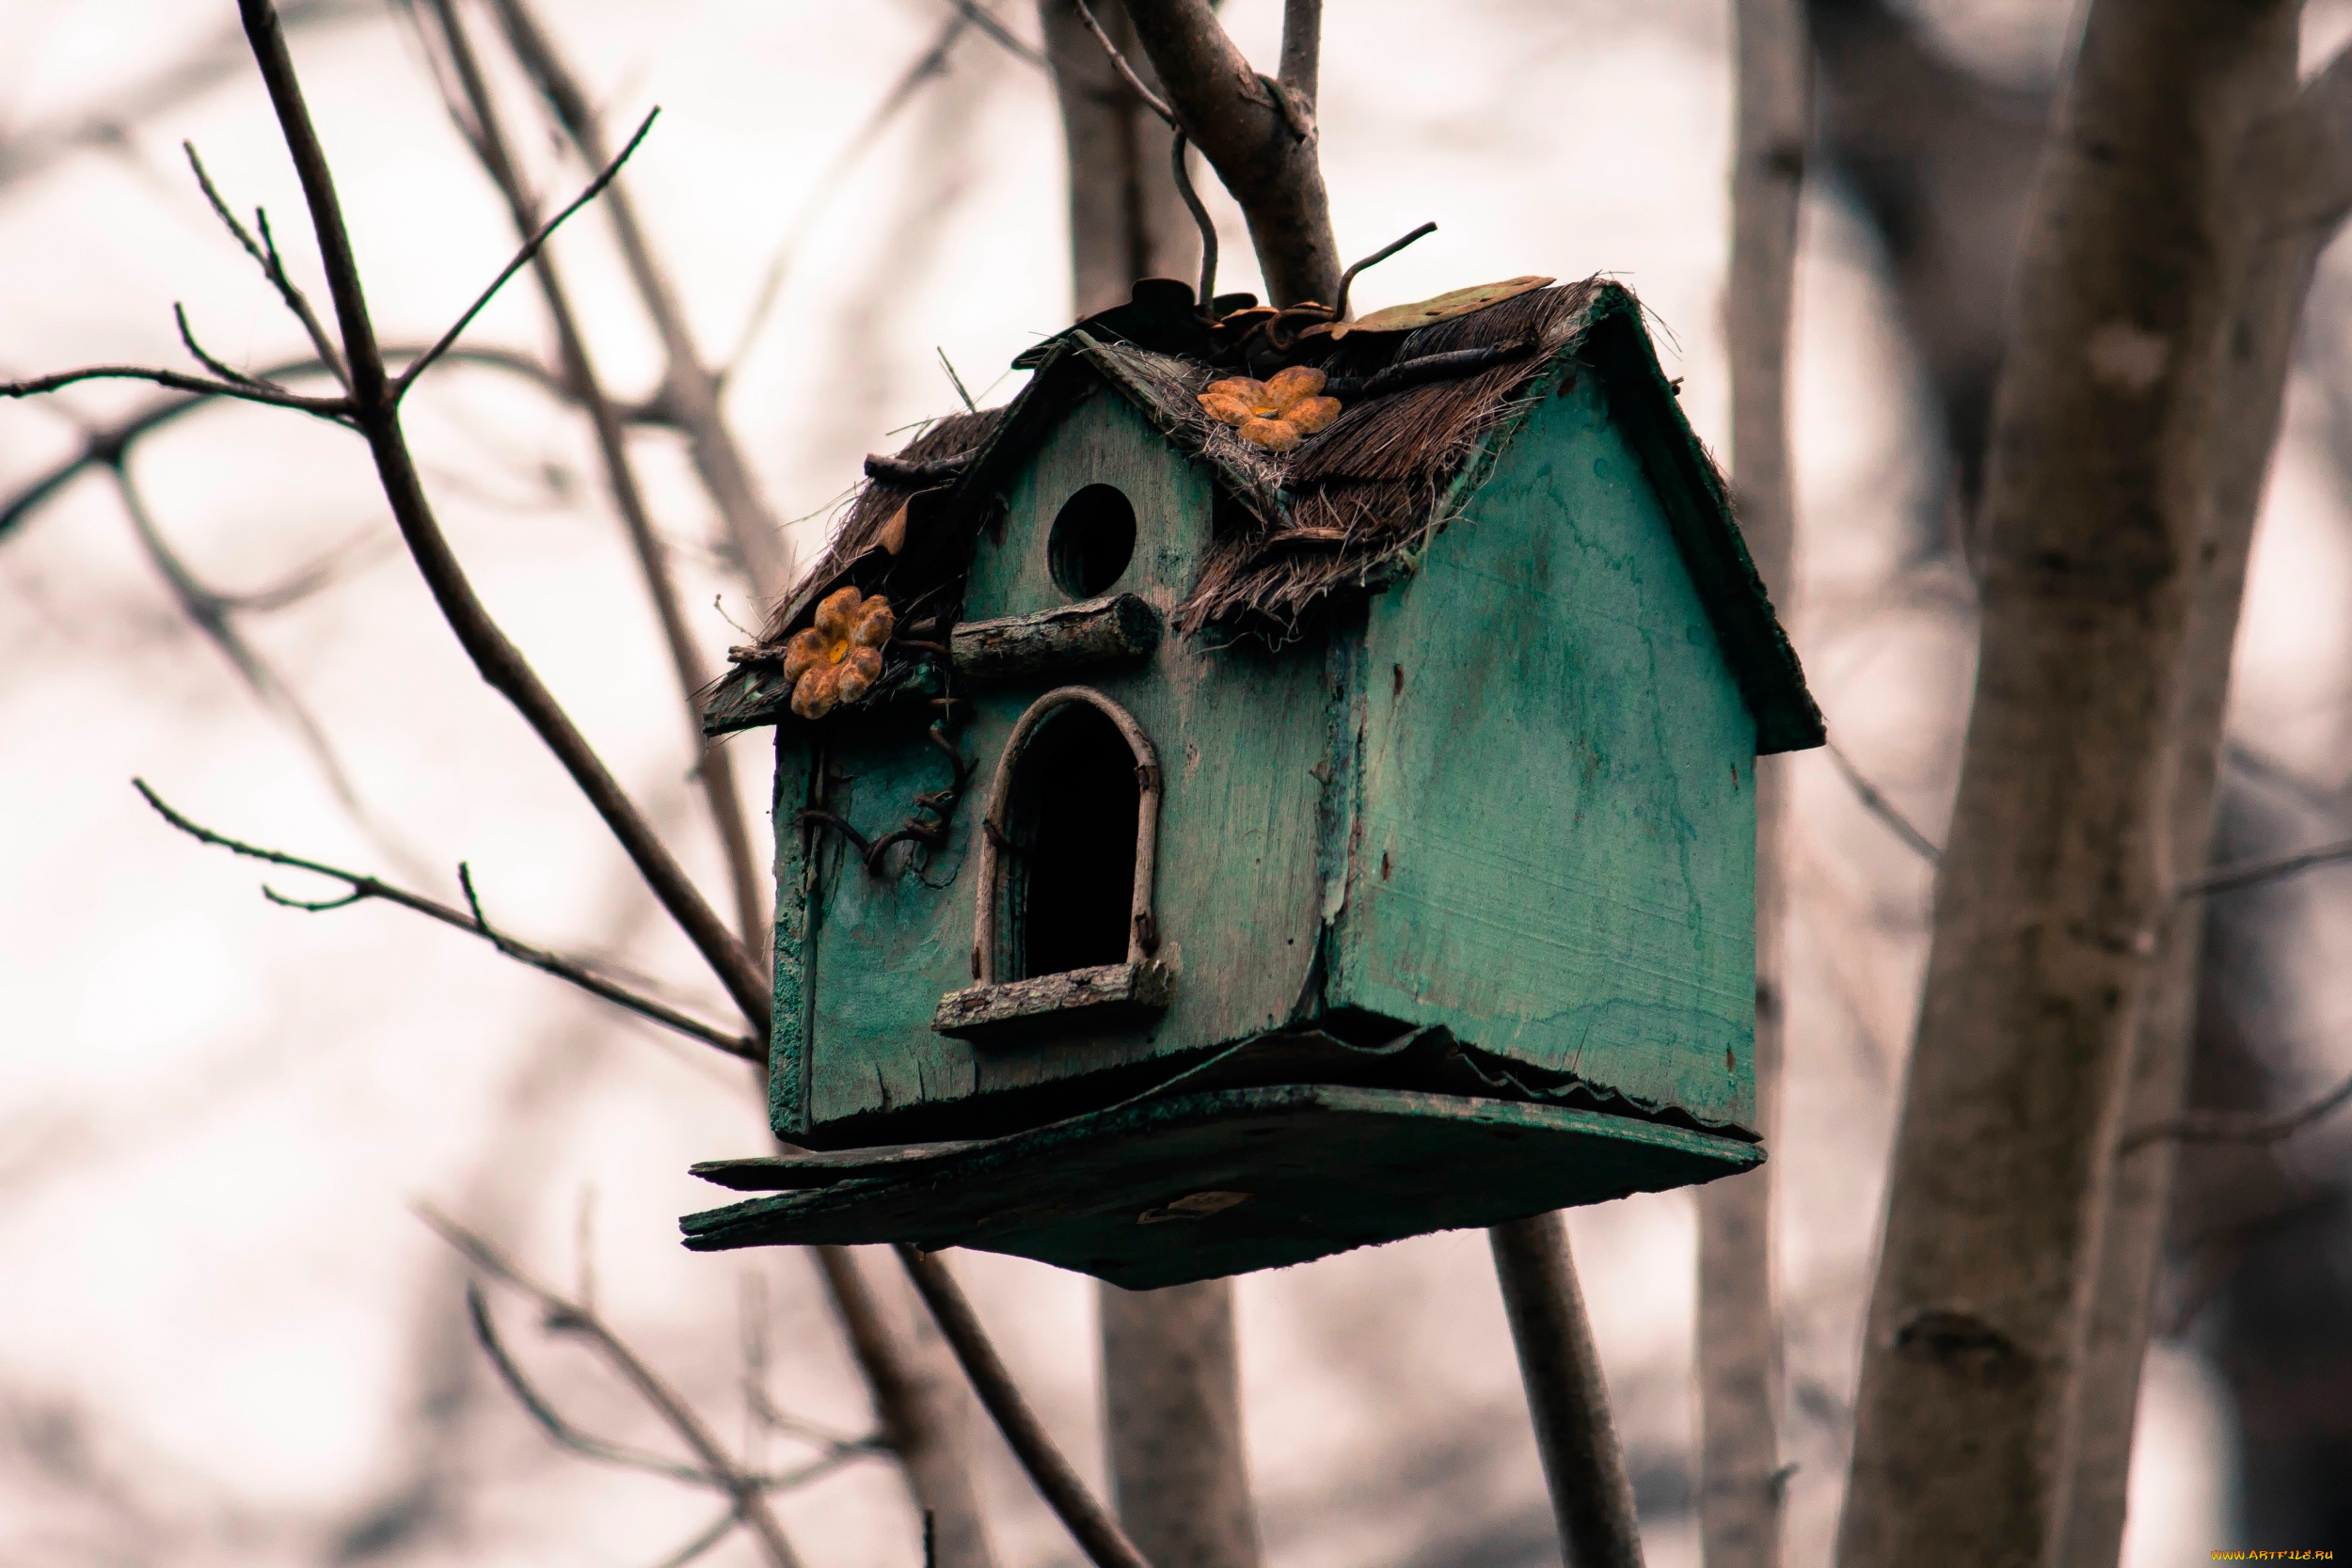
left=2, top=0, right=2345, bottom=1561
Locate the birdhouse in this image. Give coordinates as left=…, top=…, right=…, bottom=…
left=681, top=276, right=1822, bottom=1289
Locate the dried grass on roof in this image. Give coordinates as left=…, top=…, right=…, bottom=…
left=1175, top=277, right=1603, bottom=633
left=756, top=405, right=1005, bottom=642
left=760, top=278, right=1610, bottom=646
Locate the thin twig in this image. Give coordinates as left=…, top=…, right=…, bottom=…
left=722, top=10, right=971, bottom=380
left=419, top=0, right=767, bottom=953
left=938, top=0, right=1047, bottom=68
left=893, top=1245, right=1152, bottom=1568
left=0, top=345, right=585, bottom=542
left=479, top=0, right=790, bottom=599
left=1072, top=0, right=1175, bottom=125
left=134, top=779, right=759, bottom=1060
left=1825, top=740, right=1944, bottom=863
left=648, top=1511, right=743, bottom=1568
left=2121, top=1065, right=2352, bottom=1153
left=182, top=140, right=349, bottom=387
left=388, top=105, right=659, bottom=403
left=420, top=1208, right=815, bottom=1568
left=0, top=362, right=350, bottom=417
left=235, top=0, right=768, bottom=1029
left=468, top=1284, right=723, bottom=1485
left=173, top=302, right=281, bottom=389
left=468, top=1283, right=878, bottom=1492
left=2177, top=835, right=2352, bottom=896
left=113, top=464, right=376, bottom=832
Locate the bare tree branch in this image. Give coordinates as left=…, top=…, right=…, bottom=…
left=1072, top=1, right=1174, bottom=123
left=112, top=465, right=377, bottom=832
left=2121, top=1064, right=2352, bottom=1153
left=231, top=0, right=767, bottom=1028
left=937, top=0, right=1049, bottom=69
left=415, top=0, right=768, bottom=954
left=814, top=1247, right=1000, bottom=1568
left=478, top=0, right=793, bottom=601
left=2177, top=834, right=2352, bottom=896
left=183, top=141, right=349, bottom=388
left=0, top=0, right=371, bottom=191
left=389, top=105, right=659, bottom=404
left=725, top=10, right=977, bottom=376
left=467, top=1284, right=876, bottom=1492
left=467, top=1283, right=732, bottom=1485
left=1277, top=0, right=1319, bottom=104
left=134, top=780, right=760, bottom=1060
left=648, top=1510, right=742, bottom=1568
left=172, top=302, right=283, bottom=391
left=894, top=1245, right=1152, bottom=1568
left=420, top=1209, right=810, bottom=1568
left=0, top=362, right=350, bottom=417
left=1825, top=740, right=1944, bottom=864
left=0, top=345, right=599, bottom=544
left=1119, top=0, right=1338, bottom=304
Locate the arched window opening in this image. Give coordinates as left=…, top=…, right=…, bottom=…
left=936, top=687, right=1169, bottom=1039
left=1004, top=703, right=1138, bottom=980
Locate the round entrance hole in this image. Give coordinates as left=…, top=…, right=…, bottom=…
left=1047, top=483, right=1137, bottom=598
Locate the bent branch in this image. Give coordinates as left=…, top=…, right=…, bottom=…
left=135, top=780, right=759, bottom=1060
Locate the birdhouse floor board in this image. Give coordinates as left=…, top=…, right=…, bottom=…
left=678, top=1084, right=1760, bottom=1289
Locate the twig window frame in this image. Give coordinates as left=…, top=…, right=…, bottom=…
left=971, top=686, right=1163, bottom=986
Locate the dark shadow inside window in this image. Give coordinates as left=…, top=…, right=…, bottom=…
left=1007, top=703, right=1139, bottom=979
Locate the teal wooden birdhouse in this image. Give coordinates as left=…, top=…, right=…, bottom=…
left=682, top=276, right=1822, bottom=1288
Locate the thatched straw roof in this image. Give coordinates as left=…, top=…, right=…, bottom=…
left=707, top=277, right=1821, bottom=753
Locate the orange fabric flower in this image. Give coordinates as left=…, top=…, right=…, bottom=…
left=1198, top=366, right=1343, bottom=451
left=781, top=586, right=894, bottom=719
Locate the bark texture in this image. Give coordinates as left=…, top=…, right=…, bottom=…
left=2058, top=53, right=2352, bottom=1565
left=1696, top=0, right=1806, bottom=1562
left=1099, top=1280, right=1263, bottom=1568
left=1490, top=1213, right=1645, bottom=1568
left=1119, top=0, right=1340, bottom=305
left=1833, top=5, right=2299, bottom=1565
left=1040, top=0, right=1199, bottom=317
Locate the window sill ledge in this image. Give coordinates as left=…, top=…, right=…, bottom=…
left=933, top=959, right=1176, bottom=1040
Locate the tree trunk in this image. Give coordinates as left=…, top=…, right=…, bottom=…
left=1098, top=1280, right=1263, bottom=1568
left=1696, top=0, right=1806, bottom=1562
left=1832, top=4, right=2298, bottom=1565
left=1040, top=0, right=1199, bottom=318
left=2057, top=54, right=2352, bottom=1560
left=1490, top=1212, right=1646, bottom=1568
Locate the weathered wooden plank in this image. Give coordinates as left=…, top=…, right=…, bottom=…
left=950, top=594, right=1161, bottom=683
left=933, top=959, right=1177, bottom=1038
left=796, top=390, right=1330, bottom=1148
left=1335, top=370, right=1758, bottom=1130
left=687, top=1083, right=1762, bottom=1288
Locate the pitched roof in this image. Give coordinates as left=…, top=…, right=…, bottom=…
left=707, top=278, right=1823, bottom=754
